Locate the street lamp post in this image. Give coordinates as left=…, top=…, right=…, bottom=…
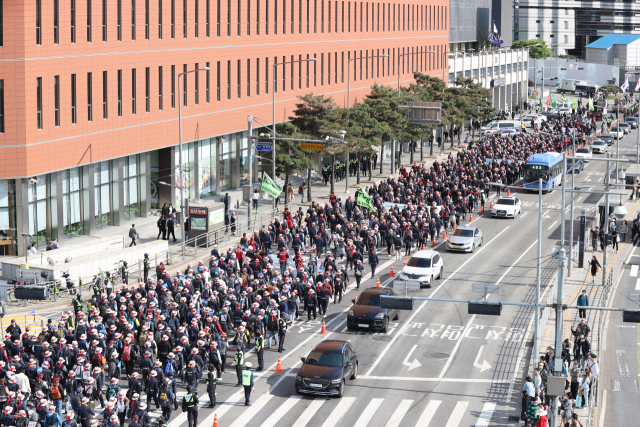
left=177, top=66, right=209, bottom=259
left=273, top=58, right=317, bottom=207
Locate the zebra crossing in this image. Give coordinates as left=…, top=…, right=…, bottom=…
left=197, top=393, right=499, bottom=427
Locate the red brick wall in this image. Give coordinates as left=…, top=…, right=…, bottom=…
left=0, top=0, right=448, bottom=177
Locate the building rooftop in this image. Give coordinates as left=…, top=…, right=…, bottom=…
left=586, top=33, right=640, bottom=49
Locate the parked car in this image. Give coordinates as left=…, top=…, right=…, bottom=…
left=399, top=250, right=444, bottom=288
left=446, top=226, right=483, bottom=252
left=626, top=117, right=638, bottom=129
left=592, top=140, right=608, bottom=153
left=567, top=159, right=584, bottom=174
left=600, top=134, right=613, bottom=146
left=295, top=340, right=358, bottom=397
left=347, top=287, right=399, bottom=332
left=574, top=147, right=592, bottom=162
left=609, top=127, right=624, bottom=139
left=618, top=122, right=631, bottom=134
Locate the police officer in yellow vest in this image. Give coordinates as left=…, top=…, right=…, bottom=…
left=234, top=348, right=244, bottom=386
left=242, top=362, right=255, bottom=406
left=255, top=330, right=264, bottom=371
left=181, top=385, right=199, bottom=427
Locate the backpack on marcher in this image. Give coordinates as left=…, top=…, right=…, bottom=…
left=164, top=361, right=175, bottom=376
left=158, top=390, right=169, bottom=407
left=123, top=344, right=132, bottom=361
left=50, top=382, right=62, bottom=400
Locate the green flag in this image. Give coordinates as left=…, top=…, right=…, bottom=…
left=356, top=187, right=374, bottom=211
left=550, top=94, right=557, bottom=108
left=560, top=93, right=568, bottom=104
left=260, top=172, right=283, bottom=198
left=572, top=97, right=578, bottom=111
left=588, top=96, right=594, bottom=111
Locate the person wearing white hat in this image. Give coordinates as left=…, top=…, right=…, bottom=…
left=241, top=362, right=254, bottom=406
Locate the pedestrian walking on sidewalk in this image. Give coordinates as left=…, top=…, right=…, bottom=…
left=590, top=227, right=599, bottom=252
left=128, top=224, right=140, bottom=247
left=587, top=256, right=601, bottom=283
left=576, top=290, right=589, bottom=319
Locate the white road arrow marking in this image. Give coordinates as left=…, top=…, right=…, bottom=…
left=403, top=344, right=422, bottom=371
left=473, top=345, right=491, bottom=372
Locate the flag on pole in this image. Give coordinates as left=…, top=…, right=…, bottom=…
left=260, top=172, right=283, bottom=198
left=490, top=23, right=505, bottom=46
left=546, top=92, right=551, bottom=107
left=571, top=97, right=578, bottom=111
left=588, top=96, right=594, bottom=111
left=635, top=80, right=640, bottom=92
left=621, top=77, right=629, bottom=92
left=602, top=100, right=608, bottom=115
left=551, top=94, right=557, bottom=108
left=560, top=93, right=568, bottom=104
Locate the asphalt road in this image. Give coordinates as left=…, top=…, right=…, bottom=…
left=22, top=124, right=640, bottom=426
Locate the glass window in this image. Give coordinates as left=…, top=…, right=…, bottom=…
left=198, top=138, right=217, bottom=198
left=174, top=144, right=194, bottom=205
left=29, top=174, right=57, bottom=249
left=94, top=161, right=113, bottom=229
left=0, top=180, right=17, bottom=255
left=123, top=155, right=140, bottom=220
left=219, top=135, right=232, bottom=191
left=62, top=168, right=82, bottom=240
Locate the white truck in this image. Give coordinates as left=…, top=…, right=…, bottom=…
left=558, top=79, right=587, bottom=94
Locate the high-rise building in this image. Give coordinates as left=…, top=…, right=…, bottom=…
left=0, top=0, right=448, bottom=256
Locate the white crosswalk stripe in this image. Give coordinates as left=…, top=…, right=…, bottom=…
left=631, top=265, right=639, bottom=277
left=416, top=400, right=441, bottom=426
left=445, top=401, right=470, bottom=427
left=385, top=399, right=413, bottom=427
left=229, top=393, right=275, bottom=427
left=476, top=402, right=497, bottom=427
left=320, top=397, right=356, bottom=427
left=353, top=398, right=384, bottom=427
left=260, top=395, right=303, bottom=427
left=292, top=398, right=326, bottom=427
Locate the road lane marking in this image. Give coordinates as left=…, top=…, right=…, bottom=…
left=632, top=265, right=639, bottom=277
left=385, top=399, right=413, bottom=427
left=547, top=221, right=558, bottom=230
left=475, top=402, right=497, bottom=427
left=353, top=398, right=384, bottom=427
left=357, top=376, right=511, bottom=383
left=229, top=393, right=274, bottom=427
left=616, top=350, right=630, bottom=377
left=445, top=401, right=469, bottom=427
left=292, top=398, right=326, bottom=427
left=520, top=212, right=529, bottom=218
left=416, top=400, right=441, bottom=426
left=635, top=278, right=640, bottom=291
left=260, top=395, right=303, bottom=427
left=363, top=227, right=511, bottom=377
left=320, top=397, right=356, bottom=427
left=599, top=390, right=607, bottom=427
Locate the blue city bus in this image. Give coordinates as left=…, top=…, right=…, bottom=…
left=523, top=153, right=564, bottom=191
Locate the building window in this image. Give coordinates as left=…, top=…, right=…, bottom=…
left=71, top=0, right=76, bottom=42
left=28, top=175, right=56, bottom=248
left=195, top=63, right=199, bottom=104
left=145, top=67, right=150, bottom=112
left=0, top=180, right=18, bottom=255
left=158, top=0, right=162, bottom=38
left=54, top=0, right=60, bottom=43
left=266, top=0, right=269, bottom=35
left=206, top=62, right=210, bottom=102
left=171, top=0, right=175, bottom=37
left=117, top=0, right=122, bottom=40
left=132, top=68, right=136, bottom=114
left=247, top=58, right=250, bottom=96
left=216, top=61, right=221, bottom=100
left=195, top=0, right=199, bottom=37
left=247, top=0, right=250, bottom=36
left=564, top=35, right=568, bottom=44
left=36, top=77, right=43, bottom=129
left=0, top=0, right=3, bottom=46
left=71, top=74, right=77, bottom=124
left=237, top=59, right=241, bottom=98
left=0, top=80, right=4, bottom=133
left=266, top=57, right=269, bottom=93
left=118, top=70, right=122, bottom=116
left=218, top=0, right=221, bottom=36
left=227, top=60, right=231, bottom=99
left=36, top=0, right=42, bottom=45
left=102, top=71, right=108, bottom=118
left=564, top=21, right=568, bottom=29
left=87, top=0, right=92, bottom=42
left=87, top=72, right=93, bottom=121
left=183, top=64, right=187, bottom=105
left=257, top=0, right=260, bottom=35
left=159, top=66, right=163, bottom=110
left=237, top=0, right=241, bottom=35
left=62, top=168, right=83, bottom=239
left=145, top=0, right=149, bottom=39
left=94, top=161, right=113, bottom=229
left=206, top=0, right=210, bottom=36
left=131, top=0, right=136, bottom=39
left=183, top=0, right=187, bottom=37
left=171, top=65, right=176, bottom=107
left=54, top=76, right=60, bottom=126
left=102, top=0, right=107, bottom=40
left=256, top=57, right=260, bottom=95
left=123, top=155, right=140, bottom=220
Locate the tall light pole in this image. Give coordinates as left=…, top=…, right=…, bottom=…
left=177, top=66, right=209, bottom=258
left=346, top=53, right=388, bottom=186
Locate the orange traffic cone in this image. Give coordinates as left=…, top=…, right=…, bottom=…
left=404, top=255, right=408, bottom=266
left=507, top=188, right=511, bottom=196
left=275, top=356, right=283, bottom=373
left=470, top=212, right=473, bottom=222
left=442, top=229, right=447, bottom=239
left=376, top=277, right=381, bottom=288
left=431, top=236, right=436, bottom=247
left=354, top=294, right=358, bottom=303
left=422, top=243, right=426, bottom=250
left=490, top=200, right=493, bottom=209
left=319, top=319, right=328, bottom=335
left=389, top=265, right=394, bottom=277
left=453, top=222, right=457, bottom=231
left=213, top=414, right=219, bottom=427
left=481, top=205, right=485, bottom=215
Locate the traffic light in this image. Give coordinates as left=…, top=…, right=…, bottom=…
left=468, top=302, right=502, bottom=316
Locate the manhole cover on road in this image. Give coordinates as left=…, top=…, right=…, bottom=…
left=372, top=335, right=392, bottom=342
left=427, top=352, right=450, bottom=359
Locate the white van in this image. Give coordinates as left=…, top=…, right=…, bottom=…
left=482, top=120, right=523, bottom=136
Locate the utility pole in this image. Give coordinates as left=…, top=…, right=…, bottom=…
left=569, top=130, right=576, bottom=276
left=534, top=178, right=542, bottom=369
left=247, top=116, right=254, bottom=223
left=603, top=153, right=611, bottom=288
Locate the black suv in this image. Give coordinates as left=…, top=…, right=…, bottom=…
left=295, top=340, right=358, bottom=398
left=346, top=287, right=399, bottom=332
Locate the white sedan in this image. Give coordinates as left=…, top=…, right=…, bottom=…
left=446, top=226, right=483, bottom=253
left=574, top=147, right=592, bottom=163
left=491, top=196, right=522, bottom=218
left=592, top=140, right=608, bottom=154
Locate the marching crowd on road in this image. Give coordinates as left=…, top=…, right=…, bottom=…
left=0, top=108, right=630, bottom=427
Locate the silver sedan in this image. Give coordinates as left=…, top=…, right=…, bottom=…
left=446, top=226, right=483, bottom=253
